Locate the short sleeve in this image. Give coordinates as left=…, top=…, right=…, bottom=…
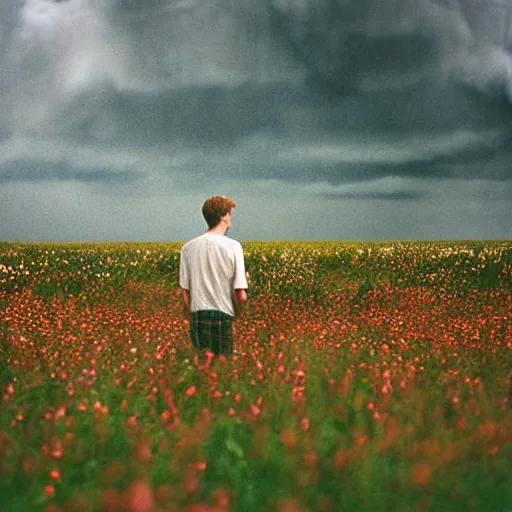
left=233, top=242, right=248, bottom=290
left=179, top=247, right=189, bottom=289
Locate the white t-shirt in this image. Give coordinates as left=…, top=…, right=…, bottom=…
left=179, top=233, right=248, bottom=317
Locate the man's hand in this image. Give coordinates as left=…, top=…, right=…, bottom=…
left=234, top=288, right=248, bottom=317
left=181, top=288, right=191, bottom=322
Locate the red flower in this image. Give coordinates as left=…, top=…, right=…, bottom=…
left=186, top=386, right=198, bottom=397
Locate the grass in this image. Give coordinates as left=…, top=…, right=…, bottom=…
left=0, top=241, right=511, bottom=511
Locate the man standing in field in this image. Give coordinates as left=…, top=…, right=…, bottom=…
left=179, top=196, right=248, bottom=356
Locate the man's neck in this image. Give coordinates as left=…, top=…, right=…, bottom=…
left=207, top=224, right=228, bottom=236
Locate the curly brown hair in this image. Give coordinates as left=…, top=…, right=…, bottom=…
left=202, top=196, right=236, bottom=229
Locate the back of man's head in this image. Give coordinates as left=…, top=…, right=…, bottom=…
left=202, top=196, right=236, bottom=229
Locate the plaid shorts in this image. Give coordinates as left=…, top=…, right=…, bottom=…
left=189, top=310, right=235, bottom=355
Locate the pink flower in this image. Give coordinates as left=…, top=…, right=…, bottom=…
left=300, top=417, right=310, bottom=432
left=186, top=386, right=198, bottom=397
left=126, top=481, right=154, bottom=512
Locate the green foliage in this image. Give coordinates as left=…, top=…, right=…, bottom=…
left=0, top=242, right=183, bottom=299
left=2, top=241, right=510, bottom=301
left=0, top=241, right=511, bottom=511
left=201, top=420, right=291, bottom=511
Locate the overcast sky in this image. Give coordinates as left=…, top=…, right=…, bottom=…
left=1, top=0, right=511, bottom=241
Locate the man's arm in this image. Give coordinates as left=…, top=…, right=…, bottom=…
left=181, top=288, right=191, bottom=321
left=234, top=288, right=248, bottom=317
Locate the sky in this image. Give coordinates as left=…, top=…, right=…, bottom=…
left=0, top=0, right=511, bottom=242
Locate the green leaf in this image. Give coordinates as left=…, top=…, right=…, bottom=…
left=225, top=438, right=244, bottom=459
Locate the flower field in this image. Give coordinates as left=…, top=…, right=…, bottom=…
left=0, top=240, right=511, bottom=512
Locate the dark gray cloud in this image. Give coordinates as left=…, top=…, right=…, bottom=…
left=267, top=0, right=449, bottom=95
left=320, top=190, right=426, bottom=201
left=0, top=158, right=142, bottom=183
left=56, top=84, right=289, bottom=146
left=0, top=0, right=511, bottom=240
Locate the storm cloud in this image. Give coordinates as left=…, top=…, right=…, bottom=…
left=0, top=0, right=511, bottom=241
